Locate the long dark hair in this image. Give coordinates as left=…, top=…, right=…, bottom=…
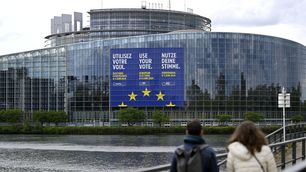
left=229, top=121, right=268, bottom=155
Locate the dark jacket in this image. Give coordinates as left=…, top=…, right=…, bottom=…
left=170, top=135, right=219, bottom=172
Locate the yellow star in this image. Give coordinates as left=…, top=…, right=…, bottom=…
left=128, top=92, right=137, bottom=101
left=142, top=88, right=151, bottom=97
left=156, top=91, right=165, bottom=101
left=166, top=101, right=176, bottom=107
left=118, top=102, right=127, bottom=107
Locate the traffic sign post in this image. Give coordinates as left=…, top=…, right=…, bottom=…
left=278, top=87, right=290, bottom=141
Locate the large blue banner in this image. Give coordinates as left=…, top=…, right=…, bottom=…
left=110, top=48, right=184, bottom=107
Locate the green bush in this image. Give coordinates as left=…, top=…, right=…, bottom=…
left=260, top=125, right=281, bottom=134
left=33, top=111, right=48, bottom=125
left=0, top=125, right=281, bottom=135
left=0, top=109, right=22, bottom=123
left=203, top=126, right=236, bottom=134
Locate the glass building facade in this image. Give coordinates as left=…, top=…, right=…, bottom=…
left=64, top=32, right=306, bottom=123
left=1, top=9, right=306, bottom=124
left=0, top=47, right=66, bottom=112
left=89, top=9, right=211, bottom=33
left=45, top=9, right=211, bottom=47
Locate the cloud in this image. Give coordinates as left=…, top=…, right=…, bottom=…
left=0, top=32, right=20, bottom=42
left=208, top=0, right=306, bottom=46
left=277, top=1, right=306, bottom=25
left=207, top=0, right=306, bottom=28
left=0, top=0, right=306, bottom=55
left=211, top=0, right=281, bottom=26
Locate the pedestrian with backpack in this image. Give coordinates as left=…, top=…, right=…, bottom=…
left=226, top=121, right=277, bottom=172
left=170, top=119, right=219, bottom=172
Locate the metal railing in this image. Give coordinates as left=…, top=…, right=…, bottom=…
left=266, top=123, right=306, bottom=144
left=270, top=137, right=306, bottom=170
left=138, top=127, right=306, bottom=172
left=138, top=137, right=306, bottom=172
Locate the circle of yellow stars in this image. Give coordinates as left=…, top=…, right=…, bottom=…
left=118, top=88, right=176, bottom=107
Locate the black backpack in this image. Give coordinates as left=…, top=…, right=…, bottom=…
left=175, top=144, right=208, bottom=172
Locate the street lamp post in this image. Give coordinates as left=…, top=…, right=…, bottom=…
left=278, top=87, right=290, bottom=141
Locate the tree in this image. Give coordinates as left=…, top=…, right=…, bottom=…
left=0, top=109, right=22, bottom=123
left=290, top=114, right=304, bottom=123
left=152, top=111, right=169, bottom=127
left=216, top=114, right=232, bottom=126
left=5, top=109, right=22, bottom=123
left=33, top=111, right=48, bottom=125
left=244, top=112, right=264, bottom=123
left=48, top=111, right=68, bottom=125
left=117, top=107, right=145, bottom=126
left=33, top=111, right=68, bottom=125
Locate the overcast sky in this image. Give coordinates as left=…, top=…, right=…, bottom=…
left=0, top=0, right=305, bottom=55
